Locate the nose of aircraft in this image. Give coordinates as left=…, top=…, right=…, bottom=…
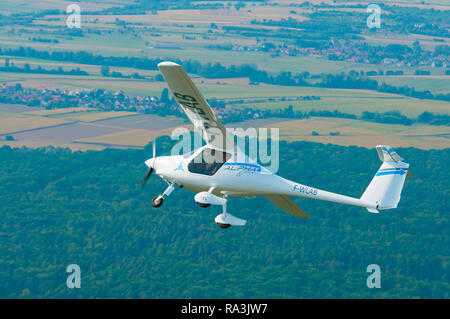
left=145, top=157, right=155, bottom=169
left=145, top=156, right=182, bottom=174
left=145, top=156, right=171, bottom=172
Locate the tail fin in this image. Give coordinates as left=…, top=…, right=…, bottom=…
left=361, top=145, right=410, bottom=213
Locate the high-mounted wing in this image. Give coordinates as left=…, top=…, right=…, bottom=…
left=264, top=195, right=310, bottom=218
left=158, top=61, right=234, bottom=150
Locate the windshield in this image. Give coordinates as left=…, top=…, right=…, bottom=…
left=188, top=148, right=231, bottom=176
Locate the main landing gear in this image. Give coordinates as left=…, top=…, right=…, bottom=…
left=152, top=183, right=175, bottom=208
left=214, top=195, right=247, bottom=229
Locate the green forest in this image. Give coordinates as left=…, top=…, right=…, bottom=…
left=0, top=139, right=448, bottom=298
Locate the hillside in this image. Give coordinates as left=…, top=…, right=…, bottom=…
left=0, top=139, right=448, bottom=298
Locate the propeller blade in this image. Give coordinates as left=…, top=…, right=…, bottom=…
left=141, top=167, right=153, bottom=188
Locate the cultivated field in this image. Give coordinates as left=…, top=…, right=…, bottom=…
left=0, top=0, right=447, bottom=151
left=47, top=111, right=138, bottom=122
left=26, top=107, right=92, bottom=116
left=373, top=76, right=450, bottom=95
left=252, top=93, right=450, bottom=117
left=75, top=128, right=181, bottom=147
left=268, top=117, right=450, bottom=150
left=0, top=0, right=133, bottom=14
left=0, top=101, right=448, bottom=151
left=3, top=71, right=447, bottom=118
left=0, top=105, right=189, bottom=150
left=0, top=117, right=69, bottom=135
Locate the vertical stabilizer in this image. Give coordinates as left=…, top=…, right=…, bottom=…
left=361, top=146, right=410, bottom=212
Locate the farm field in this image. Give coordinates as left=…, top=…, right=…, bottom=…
left=0, top=116, right=69, bottom=135
left=10, top=32, right=438, bottom=76
left=0, top=0, right=131, bottom=14
left=1, top=70, right=449, bottom=118
left=0, top=55, right=160, bottom=78
left=373, top=75, right=450, bottom=95
left=45, top=110, right=138, bottom=122
left=252, top=93, right=450, bottom=117
left=0, top=0, right=447, bottom=152
left=75, top=128, right=182, bottom=147
left=0, top=0, right=443, bottom=78
left=363, top=33, right=450, bottom=50
left=1, top=31, right=430, bottom=76
left=1, top=0, right=448, bottom=14
left=0, top=104, right=189, bottom=150
left=268, top=117, right=450, bottom=150
left=76, top=117, right=292, bottom=147
left=26, top=107, right=92, bottom=116
left=0, top=101, right=448, bottom=150
left=0, top=103, right=44, bottom=113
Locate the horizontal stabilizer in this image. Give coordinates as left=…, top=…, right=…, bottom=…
left=264, top=194, right=309, bottom=218
left=406, top=169, right=413, bottom=178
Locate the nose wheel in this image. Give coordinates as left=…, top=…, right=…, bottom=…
left=152, top=195, right=163, bottom=208
left=151, top=183, right=175, bottom=208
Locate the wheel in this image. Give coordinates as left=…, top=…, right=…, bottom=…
left=197, top=202, right=210, bottom=208
left=216, top=222, right=232, bottom=229
left=152, top=196, right=163, bottom=208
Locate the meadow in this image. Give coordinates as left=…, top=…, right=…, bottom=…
left=374, top=76, right=450, bottom=95
left=269, top=117, right=450, bottom=150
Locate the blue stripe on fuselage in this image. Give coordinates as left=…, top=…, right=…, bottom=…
left=376, top=170, right=406, bottom=176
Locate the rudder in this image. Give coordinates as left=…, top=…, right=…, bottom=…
left=361, top=145, right=410, bottom=213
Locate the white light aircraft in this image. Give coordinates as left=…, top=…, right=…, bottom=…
left=141, top=62, right=411, bottom=228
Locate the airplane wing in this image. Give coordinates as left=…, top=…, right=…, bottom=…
left=158, top=61, right=234, bottom=150
left=264, top=195, right=310, bottom=218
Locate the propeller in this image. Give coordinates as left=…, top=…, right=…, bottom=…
left=141, top=139, right=157, bottom=188
left=141, top=167, right=153, bottom=188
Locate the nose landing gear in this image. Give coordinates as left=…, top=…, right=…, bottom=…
left=152, top=183, right=175, bottom=208
left=152, top=196, right=163, bottom=207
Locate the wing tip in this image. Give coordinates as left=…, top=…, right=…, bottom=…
left=158, top=61, right=181, bottom=68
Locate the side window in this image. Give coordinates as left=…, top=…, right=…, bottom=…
left=188, top=148, right=231, bottom=176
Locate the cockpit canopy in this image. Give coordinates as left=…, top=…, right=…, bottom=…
left=187, top=148, right=231, bottom=176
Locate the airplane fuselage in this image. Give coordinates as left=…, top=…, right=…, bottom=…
left=147, top=145, right=376, bottom=210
